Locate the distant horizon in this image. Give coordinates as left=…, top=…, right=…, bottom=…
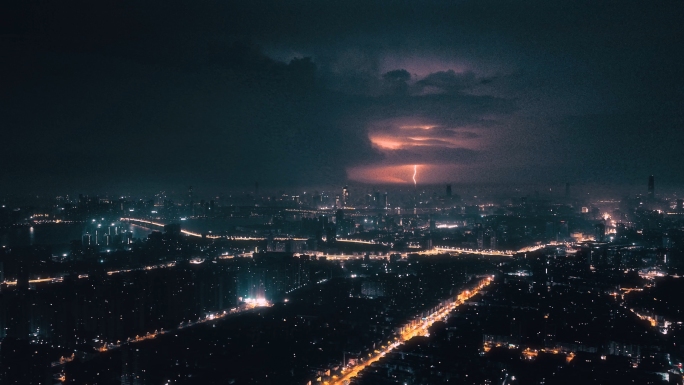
left=1, top=179, right=679, bottom=206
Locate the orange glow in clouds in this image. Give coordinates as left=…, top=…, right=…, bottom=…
left=367, top=119, right=481, bottom=151
left=369, top=134, right=469, bottom=150
left=352, top=117, right=484, bottom=184
left=369, top=136, right=406, bottom=150
left=347, top=164, right=462, bottom=184
left=347, top=164, right=417, bottom=184
left=400, top=125, right=434, bottom=130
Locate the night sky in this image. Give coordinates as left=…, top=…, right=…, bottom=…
left=2, top=0, right=683, bottom=194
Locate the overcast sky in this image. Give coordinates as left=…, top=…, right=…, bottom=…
left=2, top=0, right=683, bottom=194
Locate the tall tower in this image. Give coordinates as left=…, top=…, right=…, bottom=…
left=446, top=184, right=452, bottom=197
left=648, top=175, right=655, bottom=200
left=342, top=186, right=349, bottom=207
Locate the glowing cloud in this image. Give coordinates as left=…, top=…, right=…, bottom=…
left=347, top=164, right=462, bottom=184
left=349, top=117, right=487, bottom=184
left=347, top=164, right=417, bottom=184
left=369, top=136, right=406, bottom=150
left=367, top=118, right=483, bottom=152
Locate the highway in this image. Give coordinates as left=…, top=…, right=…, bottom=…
left=50, top=300, right=272, bottom=367
left=122, top=218, right=559, bottom=258
left=328, top=276, right=494, bottom=385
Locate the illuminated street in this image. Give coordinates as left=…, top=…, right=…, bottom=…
left=330, top=276, right=494, bottom=385
left=51, top=299, right=272, bottom=368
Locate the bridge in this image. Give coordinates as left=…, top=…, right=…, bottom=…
left=121, top=218, right=557, bottom=258
left=121, top=218, right=307, bottom=241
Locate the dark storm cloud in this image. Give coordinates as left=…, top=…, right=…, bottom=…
left=413, top=71, right=485, bottom=95
left=2, top=41, right=374, bottom=191
left=1, top=0, right=683, bottom=192
left=381, top=69, right=412, bottom=95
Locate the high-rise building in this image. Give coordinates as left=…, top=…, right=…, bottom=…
left=123, top=232, right=133, bottom=245
left=164, top=223, right=182, bottom=238
left=648, top=175, right=655, bottom=200
left=476, top=225, right=484, bottom=250
left=594, top=223, right=605, bottom=242
left=342, top=186, right=349, bottom=207
left=446, top=184, right=452, bottom=197
left=424, top=236, right=433, bottom=250
left=559, top=221, right=569, bottom=240
left=545, top=222, right=555, bottom=240
left=326, top=224, right=336, bottom=245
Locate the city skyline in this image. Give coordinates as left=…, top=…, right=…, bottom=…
left=4, top=170, right=684, bottom=384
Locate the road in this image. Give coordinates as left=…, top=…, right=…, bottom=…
left=329, top=276, right=494, bottom=385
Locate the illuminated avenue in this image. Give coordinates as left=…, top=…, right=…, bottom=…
left=123, top=217, right=517, bottom=255
left=330, top=276, right=493, bottom=385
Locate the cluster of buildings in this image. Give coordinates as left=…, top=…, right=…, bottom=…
left=2, top=175, right=684, bottom=383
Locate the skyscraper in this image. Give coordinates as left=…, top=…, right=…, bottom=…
left=342, top=186, right=349, bottom=207
left=594, top=223, right=605, bottom=242
left=648, top=175, right=655, bottom=200
left=446, top=184, right=452, bottom=197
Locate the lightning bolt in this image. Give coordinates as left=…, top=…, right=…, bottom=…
left=413, top=165, right=417, bottom=187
